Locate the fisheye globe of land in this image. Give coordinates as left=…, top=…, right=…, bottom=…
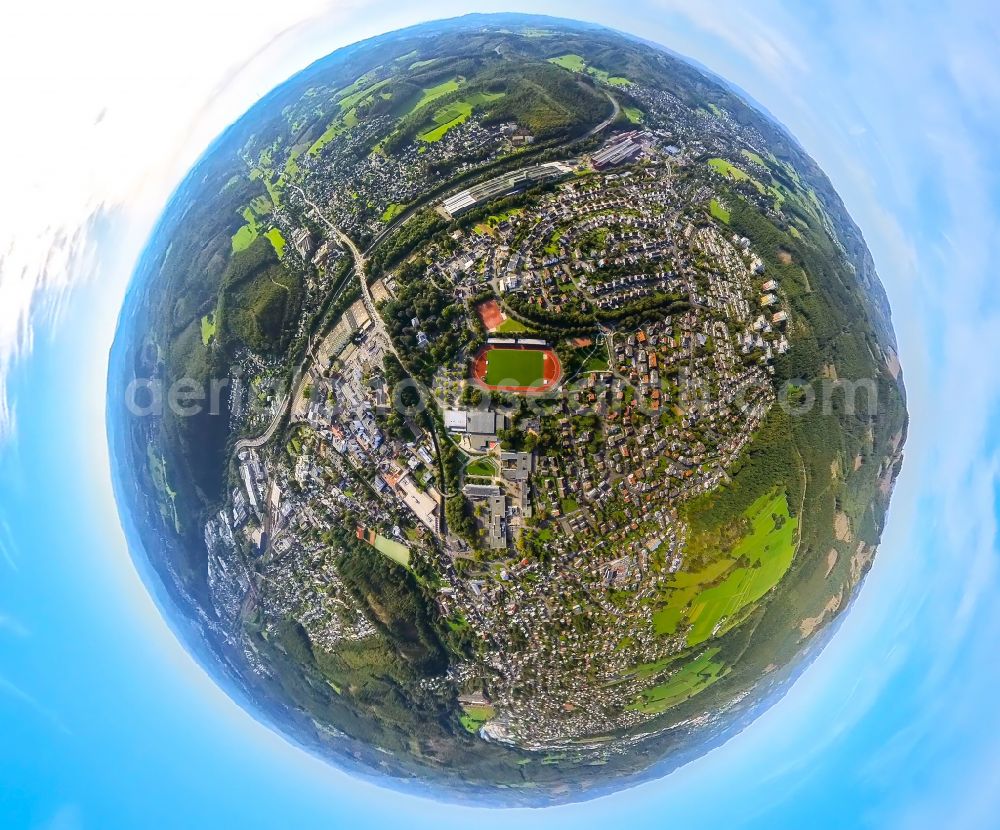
left=110, top=13, right=906, bottom=804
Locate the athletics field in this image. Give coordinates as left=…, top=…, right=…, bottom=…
left=471, top=345, right=561, bottom=394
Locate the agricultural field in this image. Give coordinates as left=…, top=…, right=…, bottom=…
left=308, top=120, right=349, bottom=156
left=231, top=206, right=263, bottom=252
left=264, top=228, right=286, bottom=258
left=653, top=491, right=798, bottom=645
left=587, top=66, right=631, bottom=86
left=707, top=157, right=751, bottom=182
left=417, top=91, right=504, bottom=142
left=547, top=53, right=586, bottom=72
left=628, top=648, right=726, bottom=715
left=708, top=157, right=785, bottom=211
left=337, top=76, right=393, bottom=111
left=413, top=77, right=463, bottom=112
left=232, top=204, right=287, bottom=258
left=547, top=53, right=630, bottom=86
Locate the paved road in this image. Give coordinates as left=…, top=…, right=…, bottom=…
left=233, top=393, right=289, bottom=453
left=586, top=90, right=621, bottom=138
left=233, top=342, right=315, bottom=454
left=291, top=184, right=408, bottom=369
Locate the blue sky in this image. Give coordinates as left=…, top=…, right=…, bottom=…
left=2, top=1, right=1000, bottom=827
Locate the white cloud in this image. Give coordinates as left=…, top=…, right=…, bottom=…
left=0, top=0, right=367, bottom=444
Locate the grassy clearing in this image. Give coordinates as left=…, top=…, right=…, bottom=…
left=232, top=206, right=262, bottom=252
left=466, top=457, right=498, bottom=477
left=200, top=313, right=217, bottom=345
left=741, top=149, right=766, bottom=166
left=583, top=355, right=610, bottom=373
left=460, top=703, right=496, bottom=732
left=308, top=120, right=349, bottom=156
left=548, top=53, right=586, bottom=72
left=547, top=54, right=630, bottom=86
left=708, top=157, right=751, bottom=182
left=146, top=445, right=180, bottom=533
left=381, top=203, right=406, bottom=222
left=710, top=198, right=731, bottom=224
left=309, top=76, right=398, bottom=157
left=494, top=316, right=530, bottom=334
left=333, top=72, right=375, bottom=102
left=337, top=77, right=392, bottom=111
left=653, top=490, right=797, bottom=645
left=371, top=534, right=411, bottom=568
left=413, top=77, right=463, bottom=112
left=623, top=105, right=644, bottom=124
left=587, top=66, right=631, bottom=86
left=265, top=228, right=286, bottom=259
left=231, top=223, right=257, bottom=252
left=483, top=348, right=545, bottom=386
left=628, top=648, right=726, bottom=714
left=580, top=341, right=610, bottom=372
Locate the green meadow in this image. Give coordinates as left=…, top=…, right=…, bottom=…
left=264, top=228, right=286, bottom=259
left=372, top=534, right=411, bottom=568
left=382, top=203, right=406, bottom=222
left=710, top=198, right=731, bottom=224
left=653, top=490, right=798, bottom=646
left=460, top=703, right=496, bottom=732
left=623, top=105, right=644, bottom=124
left=708, top=158, right=786, bottom=211
left=494, top=316, right=530, bottom=334
left=628, top=648, right=726, bottom=714
left=412, top=77, right=463, bottom=111
left=199, top=313, right=217, bottom=346
left=547, top=53, right=586, bottom=72
left=417, top=91, right=504, bottom=143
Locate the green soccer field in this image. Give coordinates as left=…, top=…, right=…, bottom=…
left=483, top=349, right=545, bottom=386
